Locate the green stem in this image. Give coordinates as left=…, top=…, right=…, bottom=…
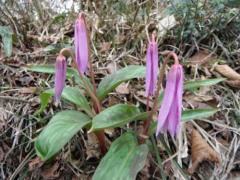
left=59, top=48, right=107, bottom=154
left=150, top=135, right=167, bottom=180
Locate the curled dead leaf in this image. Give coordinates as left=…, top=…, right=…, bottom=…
left=19, top=87, right=37, bottom=94
left=41, top=162, right=60, bottom=179
left=215, top=65, right=240, bottom=80
left=226, top=80, right=240, bottom=88
left=29, top=157, right=44, bottom=171
left=188, top=129, right=221, bottom=174
left=190, top=50, right=215, bottom=65
left=115, top=83, right=129, bottom=94
left=85, top=133, right=101, bottom=160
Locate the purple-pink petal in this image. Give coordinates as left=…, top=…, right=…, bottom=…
left=74, top=16, right=88, bottom=74
left=145, top=41, right=158, bottom=96
left=156, top=64, right=184, bottom=137
left=54, top=55, right=67, bottom=103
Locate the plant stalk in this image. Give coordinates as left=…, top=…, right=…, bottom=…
left=60, top=48, right=107, bottom=154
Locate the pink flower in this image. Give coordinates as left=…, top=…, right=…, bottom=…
left=145, top=36, right=158, bottom=96
left=54, top=54, right=67, bottom=103
left=74, top=13, right=89, bottom=74
left=156, top=63, right=184, bottom=137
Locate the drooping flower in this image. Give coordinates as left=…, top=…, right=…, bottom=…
left=74, top=13, right=89, bottom=74
left=156, top=63, right=184, bottom=137
left=54, top=54, right=67, bottom=103
left=145, top=36, right=158, bottom=96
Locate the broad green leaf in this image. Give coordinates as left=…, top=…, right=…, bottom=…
left=35, top=110, right=91, bottom=161
left=93, top=132, right=148, bottom=180
left=181, top=108, right=218, bottom=121
left=184, top=78, right=225, bottom=91
left=90, top=104, right=147, bottom=131
left=97, top=65, right=145, bottom=100
left=0, top=26, right=13, bottom=57
left=26, top=65, right=92, bottom=89
left=35, top=87, right=92, bottom=116
left=148, top=108, right=218, bottom=135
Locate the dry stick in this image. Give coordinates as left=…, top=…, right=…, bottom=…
left=143, top=52, right=179, bottom=136
left=60, top=48, right=107, bottom=154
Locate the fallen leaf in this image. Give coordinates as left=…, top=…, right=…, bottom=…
left=158, top=15, right=177, bottom=37
left=106, top=62, right=117, bottom=74
left=134, top=91, right=154, bottom=108
left=29, top=157, right=43, bottom=171
left=215, top=65, right=240, bottom=80
left=115, top=83, right=129, bottom=94
left=19, top=87, right=37, bottom=94
left=41, top=162, right=60, bottom=179
left=226, top=80, right=240, bottom=88
left=100, top=42, right=111, bottom=52
left=190, top=50, right=215, bottom=65
left=85, top=133, right=101, bottom=160
left=108, top=95, right=119, bottom=106
left=188, top=129, right=221, bottom=174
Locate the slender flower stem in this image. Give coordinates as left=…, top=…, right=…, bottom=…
left=78, top=69, right=107, bottom=154
left=82, top=12, right=98, bottom=96
left=59, top=48, right=107, bottom=154
left=59, top=48, right=101, bottom=112
left=143, top=94, right=150, bottom=128
left=143, top=51, right=179, bottom=135
left=84, top=14, right=107, bottom=153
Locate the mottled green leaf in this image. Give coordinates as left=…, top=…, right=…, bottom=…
left=35, top=87, right=92, bottom=116
left=90, top=104, right=147, bottom=131
left=35, top=110, right=91, bottom=161
left=184, top=78, right=225, bottom=91
left=181, top=108, right=218, bottom=121
left=97, top=65, right=145, bottom=100
left=93, top=132, right=148, bottom=180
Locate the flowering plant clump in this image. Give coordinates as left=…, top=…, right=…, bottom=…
left=28, top=11, right=221, bottom=180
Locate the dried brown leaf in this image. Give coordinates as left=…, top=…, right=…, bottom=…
left=85, top=133, right=101, bottom=160
left=190, top=51, right=215, bottom=65
left=226, top=80, right=240, bottom=88
left=106, top=62, right=117, bottom=74
left=115, top=83, right=129, bottom=94
left=188, top=129, right=221, bottom=174
left=41, top=162, right=60, bottom=179
left=29, top=157, right=43, bottom=171
left=100, top=42, right=111, bottom=52
left=19, top=87, right=37, bottom=94
left=215, top=65, right=240, bottom=80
